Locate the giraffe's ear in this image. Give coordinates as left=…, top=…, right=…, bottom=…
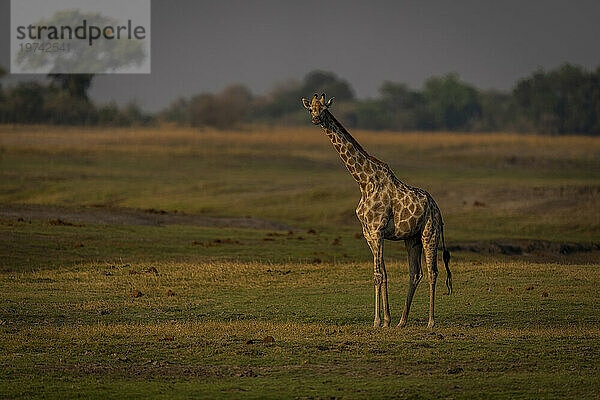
left=301, top=98, right=311, bottom=109
left=325, top=97, right=335, bottom=108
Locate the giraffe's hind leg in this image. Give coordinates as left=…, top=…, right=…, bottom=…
left=422, top=221, right=440, bottom=329
left=380, top=242, right=391, bottom=327
left=398, top=235, right=422, bottom=328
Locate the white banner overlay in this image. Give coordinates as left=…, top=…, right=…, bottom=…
left=11, top=0, right=151, bottom=74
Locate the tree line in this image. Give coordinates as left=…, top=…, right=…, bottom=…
left=0, top=69, right=150, bottom=126
left=1, top=64, right=600, bottom=134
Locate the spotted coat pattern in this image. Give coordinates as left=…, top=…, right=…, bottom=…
left=302, top=94, right=451, bottom=328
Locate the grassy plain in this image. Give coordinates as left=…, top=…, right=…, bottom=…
left=0, top=125, right=599, bottom=398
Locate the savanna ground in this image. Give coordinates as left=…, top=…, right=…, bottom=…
left=0, top=125, right=599, bottom=399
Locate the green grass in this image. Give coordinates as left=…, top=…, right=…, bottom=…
left=2, top=256, right=599, bottom=398
left=0, top=126, right=599, bottom=398
left=0, top=218, right=378, bottom=272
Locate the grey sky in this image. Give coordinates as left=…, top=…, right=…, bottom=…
left=1, top=0, right=600, bottom=111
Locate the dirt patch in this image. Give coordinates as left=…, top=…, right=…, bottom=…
left=38, top=362, right=263, bottom=379
left=448, top=239, right=599, bottom=255
left=48, top=218, right=84, bottom=227
left=1, top=204, right=293, bottom=231
left=448, top=239, right=600, bottom=263
left=192, top=238, right=241, bottom=247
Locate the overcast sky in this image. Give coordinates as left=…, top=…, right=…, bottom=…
left=1, top=0, right=600, bottom=111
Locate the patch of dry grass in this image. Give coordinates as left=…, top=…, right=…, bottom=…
left=1, top=125, right=599, bottom=159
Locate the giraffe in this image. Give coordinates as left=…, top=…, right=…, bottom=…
left=301, top=93, right=452, bottom=328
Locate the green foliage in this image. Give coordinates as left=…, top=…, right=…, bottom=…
left=248, top=71, right=355, bottom=124
left=375, top=81, right=428, bottom=130
left=48, top=73, right=94, bottom=100
left=513, top=64, right=600, bottom=134
left=96, top=102, right=122, bottom=125
left=0, top=65, right=6, bottom=90
left=302, top=70, right=355, bottom=102
left=476, top=90, right=514, bottom=132
left=42, top=87, right=96, bottom=124
left=0, top=80, right=152, bottom=126
left=336, top=99, right=389, bottom=130
left=2, top=64, right=600, bottom=134
left=422, top=73, right=482, bottom=130
left=159, top=71, right=353, bottom=129
left=187, top=85, right=252, bottom=129
left=0, top=82, right=46, bottom=124
left=158, top=65, right=600, bottom=134
left=257, top=79, right=304, bottom=120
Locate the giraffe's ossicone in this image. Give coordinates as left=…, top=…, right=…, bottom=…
left=302, top=93, right=452, bottom=328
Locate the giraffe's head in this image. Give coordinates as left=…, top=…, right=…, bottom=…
left=301, top=93, right=334, bottom=124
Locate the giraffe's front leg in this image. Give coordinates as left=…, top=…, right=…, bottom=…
left=366, top=232, right=387, bottom=327
left=373, top=272, right=382, bottom=327
left=380, top=252, right=391, bottom=327
left=380, top=275, right=391, bottom=327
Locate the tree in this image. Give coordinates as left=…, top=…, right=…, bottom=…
left=48, top=73, right=94, bottom=100
left=252, top=70, right=356, bottom=122
left=378, top=81, right=426, bottom=130
left=591, top=67, right=600, bottom=134
left=0, top=65, right=6, bottom=87
left=513, top=64, right=599, bottom=134
left=2, top=82, right=46, bottom=123
left=258, top=79, right=303, bottom=119
left=301, top=70, right=354, bottom=102
left=0, top=65, right=6, bottom=116
left=476, top=90, right=513, bottom=132
left=42, top=86, right=96, bottom=124
left=160, top=97, right=190, bottom=124
left=189, top=84, right=253, bottom=129
left=422, top=73, right=481, bottom=130
left=219, top=84, right=253, bottom=124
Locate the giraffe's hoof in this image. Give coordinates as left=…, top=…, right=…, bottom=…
left=382, top=320, right=391, bottom=328
left=427, top=320, right=436, bottom=329
left=373, top=319, right=381, bottom=327
left=397, top=320, right=407, bottom=328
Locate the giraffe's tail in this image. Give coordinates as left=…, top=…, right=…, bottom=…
left=441, top=222, right=453, bottom=295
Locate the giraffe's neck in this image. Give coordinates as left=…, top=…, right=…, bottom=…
left=319, top=110, right=379, bottom=187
